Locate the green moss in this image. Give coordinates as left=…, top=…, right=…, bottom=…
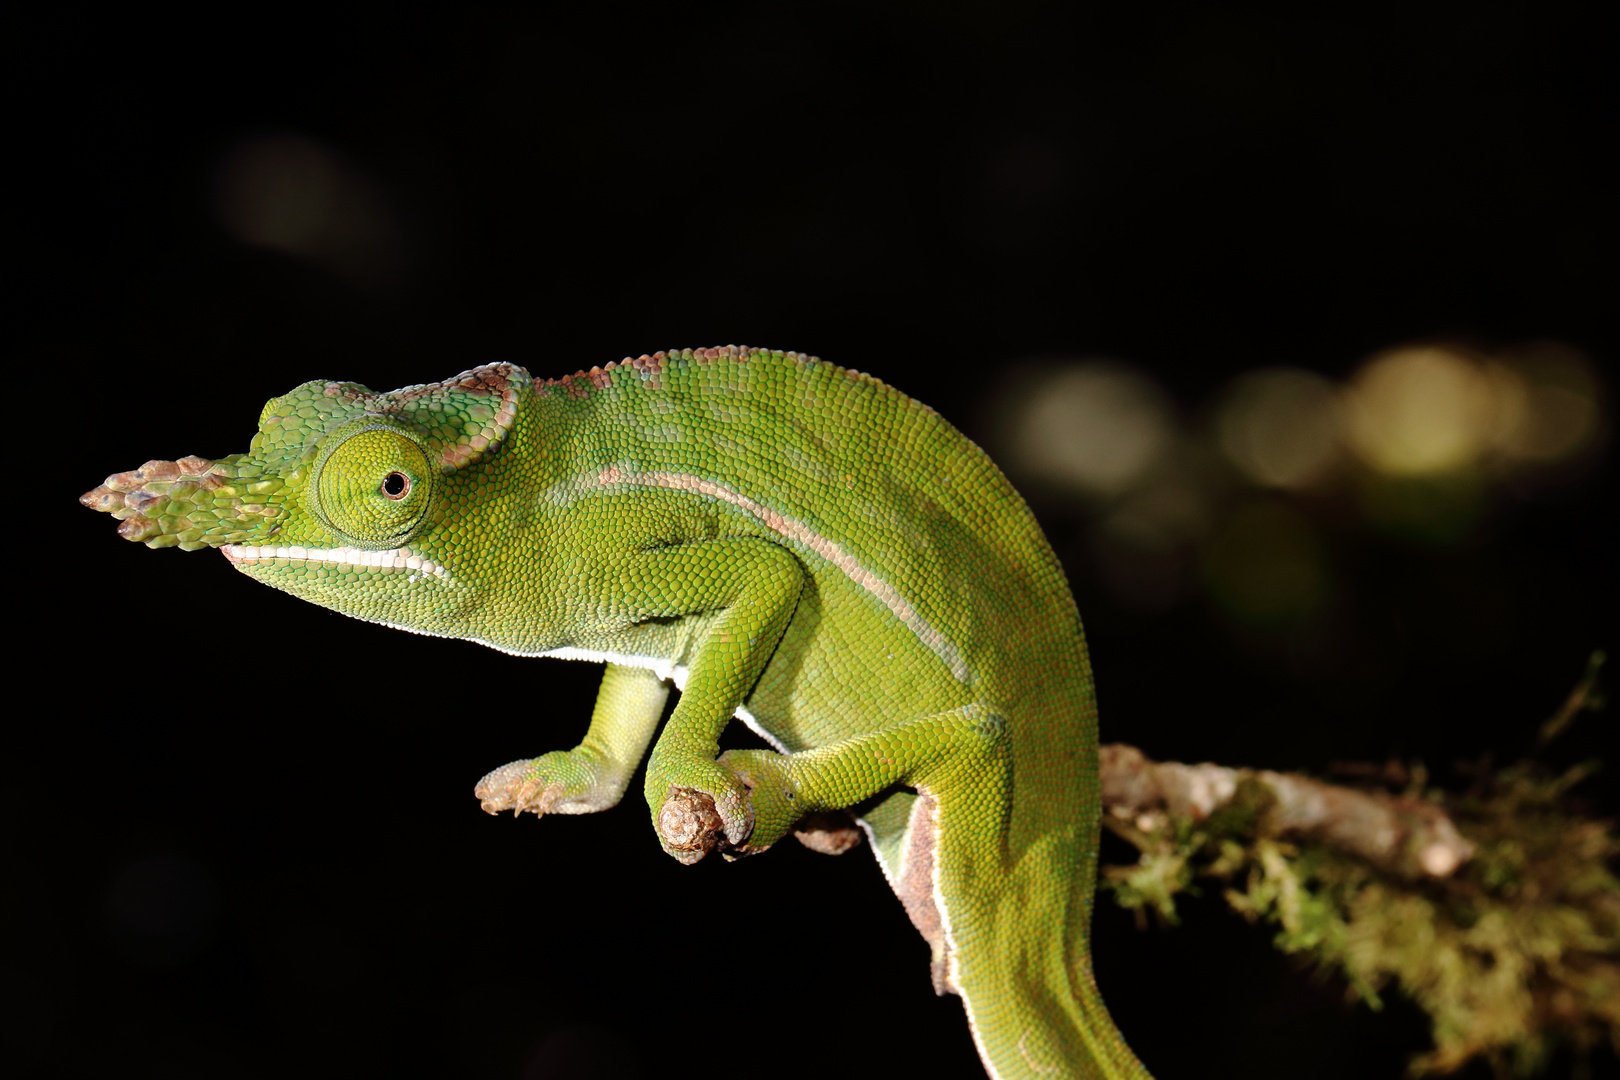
left=1101, top=653, right=1616, bottom=1075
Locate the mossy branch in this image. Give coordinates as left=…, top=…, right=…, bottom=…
left=1099, top=651, right=1616, bottom=1077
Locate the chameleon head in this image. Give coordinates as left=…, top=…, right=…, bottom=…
left=216, top=414, right=450, bottom=586
left=80, top=363, right=529, bottom=609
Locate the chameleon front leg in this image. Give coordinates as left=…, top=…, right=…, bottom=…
left=475, top=662, right=670, bottom=816
left=622, top=537, right=806, bottom=864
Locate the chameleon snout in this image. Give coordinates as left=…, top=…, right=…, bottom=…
left=81, top=455, right=284, bottom=551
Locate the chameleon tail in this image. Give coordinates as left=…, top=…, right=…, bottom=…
left=863, top=786, right=1152, bottom=1080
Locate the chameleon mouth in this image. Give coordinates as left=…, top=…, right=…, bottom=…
left=221, top=542, right=448, bottom=578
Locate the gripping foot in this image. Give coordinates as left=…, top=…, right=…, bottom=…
left=655, top=788, right=729, bottom=862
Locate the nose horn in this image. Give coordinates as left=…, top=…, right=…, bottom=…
left=80, top=455, right=278, bottom=550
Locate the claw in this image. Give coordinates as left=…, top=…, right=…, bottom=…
left=511, top=776, right=547, bottom=813
left=474, top=759, right=568, bottom=819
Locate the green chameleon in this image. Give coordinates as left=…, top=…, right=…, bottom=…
left=82, top=345, right=1151, bottom=1080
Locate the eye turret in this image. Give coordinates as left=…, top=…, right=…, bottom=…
left=313, top=427, right=434, bottom=545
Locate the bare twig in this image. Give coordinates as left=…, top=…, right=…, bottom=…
left=1536, top=649, right=1607, bottom=748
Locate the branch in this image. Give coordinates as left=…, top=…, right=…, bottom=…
left=1095, top=652, right=1617, bottom=1077
left=1098, top=743, right=1475, bottom=878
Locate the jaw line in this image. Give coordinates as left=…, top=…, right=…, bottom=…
left=220, top=542, right=448, bottom=578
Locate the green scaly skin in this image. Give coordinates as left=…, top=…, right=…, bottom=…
left=82, top=346, right=1151, bottom=1080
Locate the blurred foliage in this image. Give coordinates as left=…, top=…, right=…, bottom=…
left=1102, top=652, right=1617, bottom=1076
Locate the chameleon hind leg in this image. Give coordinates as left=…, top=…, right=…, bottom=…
left=716, top=704, right=1013, bottom=1004
left=732, top=709, right=1146, bottom=1080
left=713, top=702, right=1012, bottom=860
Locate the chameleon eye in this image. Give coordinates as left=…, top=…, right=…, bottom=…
left=314, top=428, right=434, bottom=545
left=381, top=472, right=411, bottom=500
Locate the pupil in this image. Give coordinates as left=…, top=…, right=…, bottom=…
left=382, top=472, right=409, bottom=498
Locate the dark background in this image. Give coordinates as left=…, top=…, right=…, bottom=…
left=11, top=3, right=1614, bottom=1078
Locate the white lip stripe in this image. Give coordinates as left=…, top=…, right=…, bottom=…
left=586, top=466, right=972, bottom=685
left=221, top=542, right=448, bottom=579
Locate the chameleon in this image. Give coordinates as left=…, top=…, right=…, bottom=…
left=81, top=345, right=1151, bottom=1080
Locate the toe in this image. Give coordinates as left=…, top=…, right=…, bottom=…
left=474, top=761, right=528, bottom=814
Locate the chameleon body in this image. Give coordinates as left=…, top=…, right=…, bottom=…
left=82, top=346, right=1150, bottom=1079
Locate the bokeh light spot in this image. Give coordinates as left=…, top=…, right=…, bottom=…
left=998, top=362, right=1175, bottom=497
left=1344, top=346, right=1499, bottom=477
left=1489, top=343, right=1603, bottom=465
left=216, top=135, right=348, bottom=254
left=213, top=134, right=403, bottom=287
left=1216, top=367, right=1345, bottom=489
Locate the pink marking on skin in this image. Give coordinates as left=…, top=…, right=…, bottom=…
left=598, top=468, right=970, bottom=683
left=533, top=348, right=818, bottom=399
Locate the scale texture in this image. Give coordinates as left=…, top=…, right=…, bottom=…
left=83, top=345, right=1151, bottom=1080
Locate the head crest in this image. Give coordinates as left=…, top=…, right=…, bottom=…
left=315, top=362, right=528, bottom=473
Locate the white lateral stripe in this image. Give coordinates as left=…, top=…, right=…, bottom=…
left=920, top=792, right=1002, bottom=1080
left=539, top=645, right=689, bottom=688
left=346, top=630, right=792, bottom=753
left=589, top=466, right=971, bottom=685
left=854, top=817, right=900, bottom=892
left=732, top=703, right=788, bottom=754
left=537, top=646, right=793, bottom=754
left=915, top=794, right=963, bottom=997
left=222, top=542, right=448, bottom=578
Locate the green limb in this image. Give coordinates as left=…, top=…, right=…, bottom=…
left=627, top=538, right=807, bottom=863
left=475, top=663, right=670, bottom=816
left=721, top=703, right=1010, bottom=856
left=727, top=705, right=1012, bottom=992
